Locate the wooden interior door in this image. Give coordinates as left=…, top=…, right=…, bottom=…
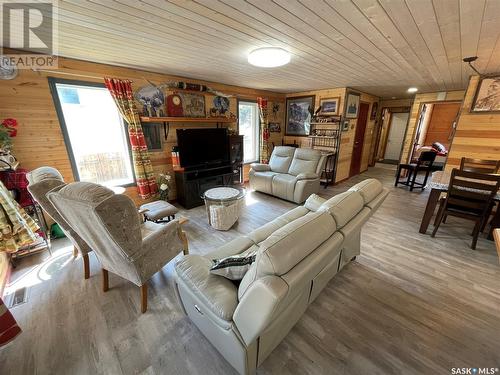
left=423, top=102, right=460, bottom=148
left=384, top=112, right=409, bottom=161
left=349, top=102, right=370, bottom=177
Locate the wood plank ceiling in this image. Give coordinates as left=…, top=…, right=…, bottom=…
left=12, top=0, right=500, bottom=97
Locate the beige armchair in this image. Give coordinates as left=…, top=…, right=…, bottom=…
left=48, top=181, right=188, bottom=313
left=27, top=166, right=93, bottom=279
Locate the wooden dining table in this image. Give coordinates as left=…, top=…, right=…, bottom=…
left=419, top=170, right=500, bottom=235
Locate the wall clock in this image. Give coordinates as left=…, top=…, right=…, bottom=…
left=167, top=93, right=184, bottom=117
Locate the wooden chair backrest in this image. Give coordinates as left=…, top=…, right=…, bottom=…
left=446, top=169, right=500, bottom=215
left=459, top=157, right=500, bottom=174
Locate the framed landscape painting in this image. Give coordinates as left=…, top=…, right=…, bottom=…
left=286, top=95, right=315, bottom=136
left=345, top=91, right=360, bottom=118
left=319, top=97, right=340, bottom=115
left=471, top=76, right=500, bottom=113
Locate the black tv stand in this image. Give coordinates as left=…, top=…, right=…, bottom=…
left=175, top=164, right=235, bottom=209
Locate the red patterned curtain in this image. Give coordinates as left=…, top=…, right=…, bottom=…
left=104, top=78, right=158, bottom=199
left=257, top=98, right=270, bottom=164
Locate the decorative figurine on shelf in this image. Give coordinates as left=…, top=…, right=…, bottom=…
left=0, top=118, right=19, bottom=171
left=135, top=85, right=165, bottom=117
left=212, top=96, right=230, bottom=116
left=157, top=172, right=172, bottom=201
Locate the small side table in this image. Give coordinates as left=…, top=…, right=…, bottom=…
left=201, top=186, right=246, bottom=231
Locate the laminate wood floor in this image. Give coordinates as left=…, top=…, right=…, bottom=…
left=1, top=165, right=499, bottom=375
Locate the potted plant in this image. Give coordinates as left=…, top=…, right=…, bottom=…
left=157, top=172, right=172, bottom=201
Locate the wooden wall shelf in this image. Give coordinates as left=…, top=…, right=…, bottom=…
left=140, top=116, right=236, bottom=123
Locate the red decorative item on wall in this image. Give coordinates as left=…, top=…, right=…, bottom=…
left=166, top=93, right=184, bottom=117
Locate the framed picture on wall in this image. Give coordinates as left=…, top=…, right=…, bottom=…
left=471, top=76, right=500, bottom=112
left=268, top=122, right=281, bottom=132
left=319, top=97, right=340, bottom=115
left=370, top=102, right=378, bottom=120
left=285, top=95, right=315, bottom=136
left=178, top=92, right=205, bottom=117
left=345, top=91, right=360, bottom=118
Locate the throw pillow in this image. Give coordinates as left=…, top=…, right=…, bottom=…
left=210, top=249, right=258, bottom=281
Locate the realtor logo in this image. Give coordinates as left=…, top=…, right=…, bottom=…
left=1, top=0, right=58, bottom=69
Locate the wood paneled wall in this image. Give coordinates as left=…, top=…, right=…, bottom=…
left=285, top=88, right=379, bottom=182
left=445, top=75, right=500, bottom=171
left=0, top=54, right=285, bottom=205
left=400, top=90, right=465, bottom=164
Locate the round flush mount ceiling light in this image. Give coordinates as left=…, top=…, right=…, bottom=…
left=407, top=87, right=418, bottom=93
left=248, top=47, right=291, bottom=68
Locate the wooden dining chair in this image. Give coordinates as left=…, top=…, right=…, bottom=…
left=395, top=151, right=437, bottom=191
left=460, top=157, right=500, bottom=174
left=432, top=169, right=500, bottom=249
left=460, top=157, right=500, bottom=232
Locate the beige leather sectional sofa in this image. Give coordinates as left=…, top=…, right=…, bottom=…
left=174, top=178, right=388, bottom=375
left=249, top=146, right=327, bottom=203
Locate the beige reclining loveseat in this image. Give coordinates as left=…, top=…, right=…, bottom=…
left=249, top=146, right=327, bottom=203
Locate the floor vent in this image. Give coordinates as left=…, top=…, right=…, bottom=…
left=9, top=287, right=28, bottom=308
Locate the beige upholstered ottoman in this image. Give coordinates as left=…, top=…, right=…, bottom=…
left=140, top=200, right=178, bottom=223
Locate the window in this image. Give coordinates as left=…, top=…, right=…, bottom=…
left=238, top=101, right=260, bottom=163
left=49, top=78, right=134, bottom=187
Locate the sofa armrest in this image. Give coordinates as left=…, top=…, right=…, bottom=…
left=250, top=163, right=271, bottom=172
left=296, top=172, right=319, bottom=180
left=233, top=276, right=288, bottom=345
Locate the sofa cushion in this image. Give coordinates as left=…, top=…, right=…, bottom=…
left=318, top=191, right=364, bottom=228
left=304, top=194, right=326, bottom=211
left=247, top=206, right=309, bottom=244
left=250, top=171, right=278, bottom=194
left=288, top=148, right=322, bottom=176
left=269, top=146, right=296, bottom=173
left=271, top=173, right=297, bottom=201
left=367, top=188, right=389, bottom=211
left=176, top=255, right=238, bottom=321
left=257, top=211, right=335, bottom=277
left=207, top=236, right=255, bottom=260
left=348, top=179, right=383, bottom=205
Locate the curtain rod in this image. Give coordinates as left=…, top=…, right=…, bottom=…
left=31, top=68, right=134, bottom=82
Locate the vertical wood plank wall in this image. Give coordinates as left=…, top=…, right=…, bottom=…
left=285, top=89, right=379, bottom=182
left=0, top=56, right=285, bottom=205
left=400, top=90, right=465, bottom=164
left=445, top=75, right=500, bottom=171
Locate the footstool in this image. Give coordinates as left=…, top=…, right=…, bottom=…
left=140, top=200, right=179, bottom=223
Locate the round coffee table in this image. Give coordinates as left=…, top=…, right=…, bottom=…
left=201, top=186, right=246, bottom=231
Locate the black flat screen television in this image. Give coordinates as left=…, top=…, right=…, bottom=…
left=176, top=128, right=229, bottom=169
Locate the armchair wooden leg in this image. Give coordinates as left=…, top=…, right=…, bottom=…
left=83, top=253, right=90, bottom=280
left=178, top=227, right=189, bottom=255
left=72, top=246, right=78, bottom=258
left=102, top=269, right=109, bottom=292
left=140, top=284, right=148, bottom=313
